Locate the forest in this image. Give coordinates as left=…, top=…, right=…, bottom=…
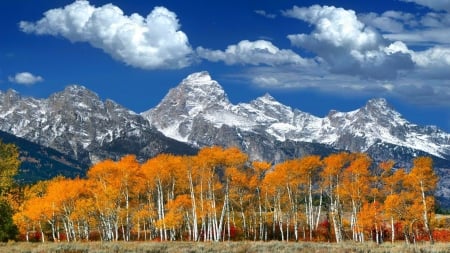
left=4, top=145, right=450, bottom=244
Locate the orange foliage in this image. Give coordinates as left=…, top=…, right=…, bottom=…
left=13, top=147, right=441, bottom=243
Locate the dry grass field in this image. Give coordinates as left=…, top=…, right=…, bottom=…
left=0, top=241, right=449, bottom=253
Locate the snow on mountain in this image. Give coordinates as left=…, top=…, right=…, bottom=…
left=142, top=71, right=450, bottom=159
left=142, top=71, right=234, bottom=141
left=0, top=85, right=196, bottom=165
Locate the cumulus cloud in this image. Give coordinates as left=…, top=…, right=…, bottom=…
left=413, top=47, right=450, bottom=67
left=231, top=4, right=450, bottom=106
left=283, top=5, right=382, bottom=50
left=409, top=46, right=450, bottom=78
left=282, top=5, right=415, bottom=80
left=401, top=0, right=450, bottom=12
left=19, top=0, right=193, bottom=69
left=196, top=40, right=313, bottom=66
left=8, top=72, right=44, bottom=85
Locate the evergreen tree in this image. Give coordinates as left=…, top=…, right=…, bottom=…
left=0, top=200, right=18, bottom=241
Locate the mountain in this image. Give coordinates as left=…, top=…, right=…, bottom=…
left=143, top=71, right=450, bottom=208
left=143, top=71, right=450, bottom=160
left=0, top=86, right=197, bottom=173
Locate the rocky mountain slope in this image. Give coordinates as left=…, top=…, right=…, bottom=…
left=0, top=86, right=197, bottom=170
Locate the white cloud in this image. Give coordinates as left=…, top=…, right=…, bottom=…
left=231, top=4, right=450, bottom=107
left=234, top=64, right=450, bottom=107
left=8, top=72, right=44, bottom=85
left=196, top=40, right=313, bottom=66
left=358, top=11, right=417, bottom=33
left=283, top=5, right=382, bottom=50
left=409, top=46, right=450, bottom=79
left=244, top=65, right=390, bottom=93
left=384, top=28, right=450, bottom=45
left=401, top=0, right=450, bottom=12
left=252, top=76, right=281, bottom=87
left=254, top=10, right=276, bottom=19
left=420, top=12, right=450, bottom=28
left=20, top=0, right=193, bottom=69
left=380, top=11, right=450, bottom=46
left=413, top=47, right=450, bottom=67
left=283, top=5, right=414, bottom=80
left=358, top=12, right=405, bottom=33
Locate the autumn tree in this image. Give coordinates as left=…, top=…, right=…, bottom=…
left=44, top=177, right=88, bottom=242
left=339, top=153, right=372, bottom=242
left=384, top=192, right=422, bottom=244
left=380, top=161, right=407, bottom=243
left=321, top=152, right=349, bottom=243
left=407, top=157, right=438, bottom=243
left=190, top=146, right=247, bottom=242
left=13, top=180, right=48, bottom=242
left=87, top=159, right=123, bottom=241
left=261, top=163, right=287, bottom=241
left=225, top=166, right=254, bottom=239
left=297, top=155, right=323, bottom=240
left=358, top=201, right=384, bottom=244
left=11, top=147, right=441, bottom=244
left=141, top=153, right=186, bottom=241
left=115, top=155, right=142, bottom=241
left=251, top=160, right=271, bottom=241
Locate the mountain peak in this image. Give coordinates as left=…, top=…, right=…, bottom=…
left=184, top=71, right=212, bottom=83
left=178, top=71, right=229, bottom=106
left=259, top=93, right=276, bottom=102
left=65, top=84, right=88, bottom=91
left=252, top=93, right=287, bottom=109
left=54, top=85, right=100, bottom=100
left=142, top=72, right=231, bottom=137
left=63, top=84, right=97, bottom=96
left=364, top=98, right=391, bottom=111
left=5, top=88, right=20, bottom=97
left=0, top=89, right=22, bottom=107
left=5, top=88, right=21, bottom=100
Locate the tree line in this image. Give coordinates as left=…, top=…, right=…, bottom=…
left=11, top=146, right=441, bottom=243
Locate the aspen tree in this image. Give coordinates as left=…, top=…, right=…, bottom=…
left=251, top=161, right=271, bottom=241
left=321, top=153, right=348, bottom=242
left=339, top=153, right=372, bottom=242
left=408, top=157, right=438, bottom=243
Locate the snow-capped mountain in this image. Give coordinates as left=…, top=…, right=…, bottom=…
left=0, top=85, right=196, bottom=166
left=143, top=71, right=450, bottom=160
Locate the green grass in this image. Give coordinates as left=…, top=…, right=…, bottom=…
left=1, top=241, right=449, bottom=253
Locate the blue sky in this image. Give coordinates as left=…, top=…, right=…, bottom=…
left=1, top=0, right=450, bottom=131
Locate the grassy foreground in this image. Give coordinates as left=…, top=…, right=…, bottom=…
left=1, top=241, right=449, bottom=253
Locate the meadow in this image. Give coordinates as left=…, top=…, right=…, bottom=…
left=1, top=241, right=449, bottom=253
